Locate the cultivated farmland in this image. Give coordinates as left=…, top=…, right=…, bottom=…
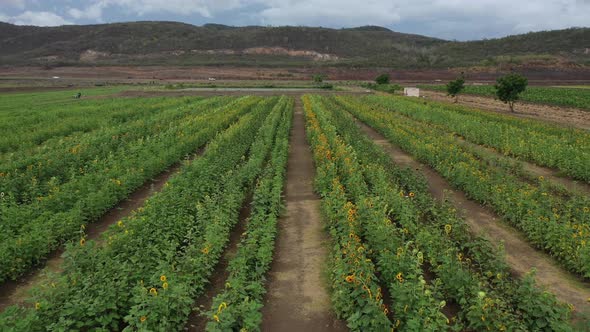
left=0, top=88, right=589, bottom=331
left=419, top=84, right=590, bottom=111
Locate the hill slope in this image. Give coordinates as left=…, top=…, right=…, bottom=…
left=0, top=21, right=588, bottom=68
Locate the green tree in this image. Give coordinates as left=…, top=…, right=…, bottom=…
left=446, top=74, right=465, bottom=103
left=495, top=73, right=528, bottom=112
left=375, top=73, right=390, bottom=85
left=312, top=74, right=325, bottom=84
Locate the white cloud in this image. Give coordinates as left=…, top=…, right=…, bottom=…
left=252, top=0, right=590, bottom=39
left=0, top=12, right=9, bottom=22
left=258, top=0, right=401, bottom=27
left=395, top=0, right=590, bottom=37
left=68, top=1, right=107, bottom=21
left=119, top=0, right=245, bottom=16
left=7, top=0, right=589, bottom=39
left=10, top=11, right=72, bottom=26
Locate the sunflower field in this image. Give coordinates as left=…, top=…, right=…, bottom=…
left=0, top=87, right=587, bottom=331
left=0, top=92, right=293, bottom=331
left=304, top=94, right=575, bottom=331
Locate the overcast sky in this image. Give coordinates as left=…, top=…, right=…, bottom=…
left=0, top=0, right=588, bottom=40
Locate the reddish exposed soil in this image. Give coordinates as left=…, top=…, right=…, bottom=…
left=1, top=66, right=589, bottom=84
left=354, top=118, right=590, bottom=315
left=422, top=90, right=590, bottom=130
left=261, top=98, right=347, bottom=331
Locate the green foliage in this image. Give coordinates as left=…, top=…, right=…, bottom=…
left=362, top=83, right=401, bottom=94
left=494, top=73, right=528, bottom=111
left=0, top=22, right=442, bottom=67
left=0, top=22, right=588, bottom=68
left=0, top=96, right=289, bottom=330
left=335, top=94, right=575, bottom=331
left=420, top=84, right=590, bottom=111
left=312, top=74, right=325, bottom=83
left=446, top=75, right=465, bottom=102
left=0, top=96, right=252, bottom=282
left=303, top=95, right=394, bottom=331
left=0, top=88, right=584, bottom=331
left=206, top=98, right=293, bottom=331
left=374, top=96, right=590, bottom=182
left=302, top=94, right=575, bottom=331
left=127, top=98, right=292, bottom=332
left=375, top=74, right=390, bottom=85
left=348, top=94, right=590, bottom=277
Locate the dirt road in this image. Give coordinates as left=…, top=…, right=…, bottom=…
left=260, top=98, right=347, bottom=331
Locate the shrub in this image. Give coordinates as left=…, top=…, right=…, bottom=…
left=495, top=73, right=528, bottom=112
left=375, top=73, right=390, bottom=85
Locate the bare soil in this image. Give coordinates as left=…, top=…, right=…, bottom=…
left=260, top=98, right=347, bottom=331
left=185, top=195, right=252, bottom=331
left=1, top=66, right=588, bottom=87
left=422, top=90, right=590, bottom=130
left=354, top=119, right=590, bottom=314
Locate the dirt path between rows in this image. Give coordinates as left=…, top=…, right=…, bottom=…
left=260, top=98, right=347, bottom=331
left=0, top=157, right=194, bottom=312
left=421, top=90, right=590, bottom=130
left=353, top=119, right=590, bottom=315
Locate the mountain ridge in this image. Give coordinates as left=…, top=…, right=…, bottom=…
left=0, top=21, right=588, bottom=68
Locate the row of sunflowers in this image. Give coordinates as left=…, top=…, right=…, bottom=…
left=338, top=95, right=590, bottom=278
left=0, top=96, right=291, bottom=331
left=0, top=96, right=256, bottom=283
left=305, top=94, right=573, bottom=331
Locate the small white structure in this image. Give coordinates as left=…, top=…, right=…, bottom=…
left=208, top=77, right=216, bottom=81
left=403, top=87, right=420, bottom=97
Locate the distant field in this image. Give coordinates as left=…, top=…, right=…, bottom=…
left=162, top=80, right=333, bottom=90
left=418, top=84, right=590, bottom=111
left=0, top=86, right=130, bottom=108
left=554, top=85, right=590, bottom=89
